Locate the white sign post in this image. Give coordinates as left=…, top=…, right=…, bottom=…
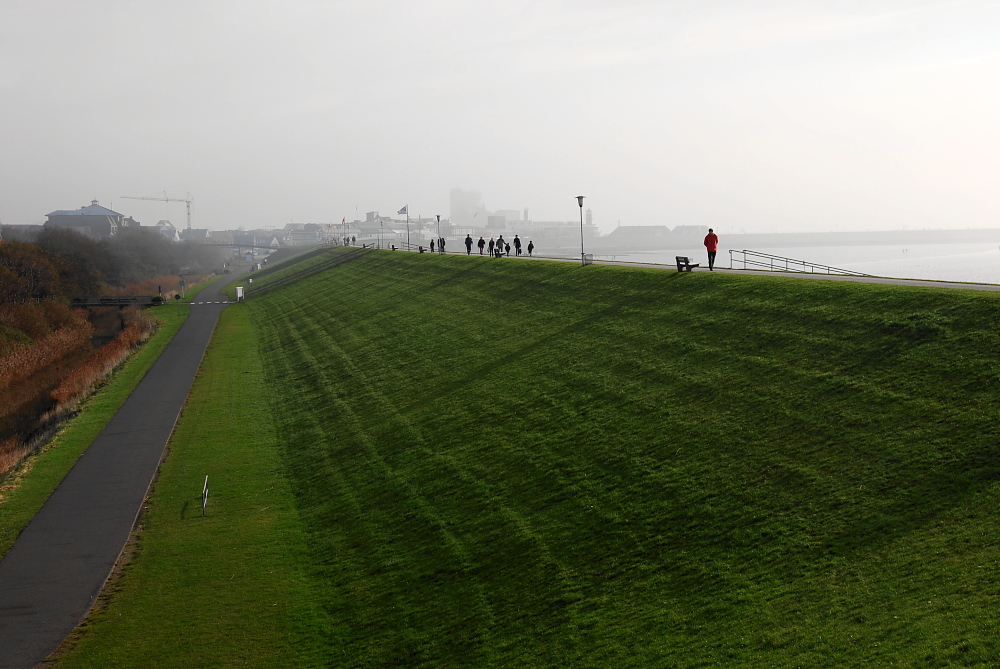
left=202, top=476, right=209, bottom=516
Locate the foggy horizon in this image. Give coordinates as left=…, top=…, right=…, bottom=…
left=2, top=1, right=998, bottom=235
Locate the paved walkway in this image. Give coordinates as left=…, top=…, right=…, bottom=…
left=590, top=257, right=1000, bottom=292
left=0, top=279, right=241, bottom=669
left=475, top=252, right=1000, bottom=292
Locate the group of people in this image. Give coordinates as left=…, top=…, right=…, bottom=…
left=417, top=229, right=718, bottom=268
left=467, top=234, right=534, bottom=258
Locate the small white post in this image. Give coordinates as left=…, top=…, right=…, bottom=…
left=202, top=475, right=209, bottom=516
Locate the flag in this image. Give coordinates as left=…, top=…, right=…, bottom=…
left=398, top=205, right=407, bottom=215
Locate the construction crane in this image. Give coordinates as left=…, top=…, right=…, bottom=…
left=121, top=192, right=194, bottom=229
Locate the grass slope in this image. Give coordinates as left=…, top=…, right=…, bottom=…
left=65, top=253, right=1000, bottom=667
left=254, top=253, right=1000, bottom=667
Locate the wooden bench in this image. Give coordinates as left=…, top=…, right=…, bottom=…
left=675, top=256, right=700, bottom=272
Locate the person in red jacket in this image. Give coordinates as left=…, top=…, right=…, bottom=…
left=703, top=228, right=719, bottom=271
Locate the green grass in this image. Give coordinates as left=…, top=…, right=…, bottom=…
left=248, top=244, right=330, bottom=280
left=220, top=246, right=364, bottom=300
left=59, top=252, right=1000, bottom=666
left=0, top=276, right=222, bottom=558
left=58, top=306, right=327, bottom=668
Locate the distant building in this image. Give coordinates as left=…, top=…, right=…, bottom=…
left=671, top=225, right=710, bottom=240
left=45, top=200, right=127, bottom=238
left=210, top=230, right=235, bottom=246
left=450, top=188, right=487, bottom=227
left=154, top=220, right=180, bottom=242
left=180, top=228, right=211, bottom=241
left=599, top=225, right=672, bottom=250
left=495, top=209, right=521, bottom=224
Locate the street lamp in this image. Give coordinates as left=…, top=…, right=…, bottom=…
left=436, top=215, right=441, bottom=253
left=577, top=195, right=586, bottom=265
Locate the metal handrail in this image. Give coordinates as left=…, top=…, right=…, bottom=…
left=728, top=249, right=872, bottom=276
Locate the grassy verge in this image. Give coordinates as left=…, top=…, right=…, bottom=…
left=57, top=305, right=328, bottom=667
left=0, top=305, right=188, bottom=558
left=59, top=251, right=1000, bottom=666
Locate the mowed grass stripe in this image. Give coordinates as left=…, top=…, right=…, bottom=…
left=254, top=297, right=570, bottom=664
left=246, top=252, right=1000, bottom=666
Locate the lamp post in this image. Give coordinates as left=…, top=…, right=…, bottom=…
left=436, top=215, right=441, bottom=253
left=577, top=195, right=586, bottom=265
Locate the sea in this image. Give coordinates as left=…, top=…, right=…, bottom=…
left=589, top=242, right=1000, bottom=285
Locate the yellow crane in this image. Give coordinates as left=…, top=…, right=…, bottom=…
left=121, top=192, right=194, bottom=229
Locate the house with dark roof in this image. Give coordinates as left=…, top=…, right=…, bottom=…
left=154, top=220, right=180, bottom=242
left=45, top=200, right=128, bottom=237
left=180, top=228, right=212, bottom=242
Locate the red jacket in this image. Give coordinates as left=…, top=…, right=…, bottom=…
left=704, top=232, right=719, bottom=252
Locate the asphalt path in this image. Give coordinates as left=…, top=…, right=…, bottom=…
left=528, top=253, right=1000, bottom=292
left=0, top=277, right=243, bottom=669
left=617, top=262, right=1000, bottom=291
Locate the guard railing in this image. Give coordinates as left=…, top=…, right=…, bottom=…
left=728, top=249, right=871, bottom=276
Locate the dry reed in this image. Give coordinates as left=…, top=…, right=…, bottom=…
left=0, top=309, right=158, bottom=480
left=0, top=310, right=93, bottom=392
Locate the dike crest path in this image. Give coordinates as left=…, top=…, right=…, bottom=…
left=0, top=280, right=241, bottom=669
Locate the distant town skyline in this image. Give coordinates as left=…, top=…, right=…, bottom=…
left=2, top=1, right=998, bottom=234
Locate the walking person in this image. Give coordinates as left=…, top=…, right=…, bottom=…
left=704, top=228, right=719, bottom=271
left=488, top=238, right=495, bottom=257
left=504, top=242, right=511, bottom=257
left=496, top=235, right=505, bottom=257
left=478, top=236, right=486, bottom=255
left=465, top=234, right=473, bottom=255
left=430, top=239, right=435, bottom=253
left=527, top=240, right=534, bottom=257
left=440, top=237, right=446, bottom=253
left=513, top=235, right=522, bottom=256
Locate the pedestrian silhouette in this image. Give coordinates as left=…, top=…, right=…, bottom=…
left=478, top=236, right=486, bottom=255
left=527, top=241, right=534, bottom=256
left=465, top=234, right=473, bottom=254
left=513, top=235, right=522, bottom=256
left=430, top=239, right=435, bottom=253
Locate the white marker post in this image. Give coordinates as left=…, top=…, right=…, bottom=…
left=202, top=476, right=209, bottom=516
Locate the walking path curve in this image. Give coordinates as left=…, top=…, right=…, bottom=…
left=0, top=278, right=242, bottom=669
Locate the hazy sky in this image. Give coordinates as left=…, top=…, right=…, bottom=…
left=2, top=1, right=998, bottom=233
